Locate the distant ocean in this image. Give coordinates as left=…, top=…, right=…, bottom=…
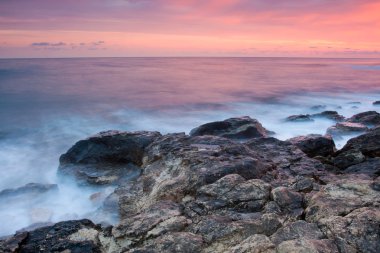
left=0, top=57, right=379, bottom=236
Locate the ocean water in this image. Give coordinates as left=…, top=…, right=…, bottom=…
left=0, top=57, right=379, bottom=236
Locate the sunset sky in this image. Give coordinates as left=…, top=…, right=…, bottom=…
left=0, top=0, right=379, bottom=58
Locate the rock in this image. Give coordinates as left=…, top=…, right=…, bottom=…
left=310, top=105, right=327, bottom=111
left=58, top=131, right=161, bottom=185
left=117, top=134, right=271, bottom=219
left=332, top=149, right=365, bottom=169
left=311, top=111, right=345, bottom=122
left=344, top=158, right=380, bottom=178
left=271, top=187, right=303, bottom=210
left=229, top=234, right=275, bottom=253
left=373, top=100, right=380, bottom=105
left=305, top=179, right=380, bottom=223
left=128, top=232, right=204, bottom=253
left=246, top=138, right=327, bottom=182
left=337, top=127, right=380, bottom=157
left=318, top=207, right=380, bottom=253
left=270, top=221, right=324, bottom=245
left=189, top=116, right=271, bottom=140
left=0, top=183, right=58, bottom=204
left=291, top=177, right=315, bottom=193
left=326, top=122, right=368, bottom=137
left=346, top=111, right=380, bottom=126
left=0, top=232, right=28, bottom=253
left=287, top=134, right=335, bottom=157
left=197, top=174, right=271, bottom=210
left=276, top=238, right=338, bottom=253
left=14, top=219, right=102, bottom=253
left=285, top=114, right=314, bottom=122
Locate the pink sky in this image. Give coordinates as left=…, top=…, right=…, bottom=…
left=0, top=0, right=379, bottom=58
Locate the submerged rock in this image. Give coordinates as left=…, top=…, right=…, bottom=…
left=346, top=111, right=380, bottom=126
left=0, top=183, right=58, bottom=204
left=285, top=114, right=314, bottom=122
left=189, top=116, right=271, bottom=140
left=311, top=111, right=345, bottom=122
left=287, top=134, right=335, bottom=157
left=373, top=100, right=380, bottom=105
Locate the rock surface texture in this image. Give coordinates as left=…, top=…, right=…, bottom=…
left=2, top=116, right=379, bottom=253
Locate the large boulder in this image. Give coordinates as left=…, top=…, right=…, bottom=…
left=287, top=134, right=335, bottom=157
left=346, top=111, right=380, bottom=126
left=1, top=219, right=102, bottom=253
left=326, top=122, right=368, bottom=138
left=337, top=126, right=380, bottom=158
left=58, top=130, right=161, bottom=185
left=189, top=116, right=271, bottom=140
left=312, top=111, right=345, bottom=122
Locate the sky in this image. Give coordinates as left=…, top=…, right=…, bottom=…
left=0, top=0, right=379, bottom=58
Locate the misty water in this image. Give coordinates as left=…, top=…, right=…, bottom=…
left=0, top=57, right=379, bottom=236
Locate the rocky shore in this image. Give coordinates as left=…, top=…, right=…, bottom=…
left=1, top=110, right=380, bottom=253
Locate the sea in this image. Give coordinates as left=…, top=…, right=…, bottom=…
left=0, top=57, right=379, bottom=236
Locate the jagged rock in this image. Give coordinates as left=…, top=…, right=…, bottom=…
left=346, top=111, right=380, bottom=126
left=229, top=234, right=275, bottom=253
left=196, top=174, right=271, bottom=211
left=318, top=207, right=380, bottom=253
left=270, top=221, right=324, bottom=245
left=0, top=232, right=28, bottom=253
left=12, top=219, right=102, bottom=253
left=285, top=114, right=314, bottom=122
left=312, top=111, right=345, bottom=122
left=128, top=232, right=204, bottom=253
left=58, top=131, right=161, bottom=185
left=337, top=126, right=380, bottom=157
left=117, top=134, right=271, bottom=219
left=276, top=238, right=338, bottom=253
left=305, top=179, right=380, bottom=223
left=290, top=177, right=315, bottom=193
left=271, top=187, right=303, bottom=211
left=189, top=116, right=271, bottom=140
left=287, top=134, right=335, bottom=157
left=246, top=138, right=327, bottom=183
left=332, top=149, right=365, bottom=169
left=326, top=122, right=368, bottom=137
left=344, top=158, right=380, bottom=178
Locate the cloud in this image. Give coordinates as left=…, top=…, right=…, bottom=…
left=31, top=42, right=66, bottom=47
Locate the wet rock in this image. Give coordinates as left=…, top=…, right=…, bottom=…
left=326, top=122, right=368, bottom=137
left=285, top=114, right=314, bottom=122
left=16, top=219, right=102, bottom=253
left=189, top=116, right=271, bottom=140
left=318, top=207, right=380, bottom=253
left=229, top=234, right=275, bottom=253
left=311, top=111, right=345, bottom=122
left=270, top=221, right=324, bottom=245
left=332, top=149, right=365, bottom=169
left=346, top=111, right=380, bottom=126
left=0, top=183, right=58, bottom=203
left=276, top=238, right=338, bottom=253
left=0, top=232, right=28, bottom=253
left=287, top=134, right=335, bottom=157
left=128, top=232, right=204, bottom=253
left=310, top=105, right=327, bottom=111
left=337, top=127, right=380, bottom=157
left=373, top=100, right=380, bottom=105
left=58, top=131, right=161, bottom=185
left=344, top=158, right=380, bottom=178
